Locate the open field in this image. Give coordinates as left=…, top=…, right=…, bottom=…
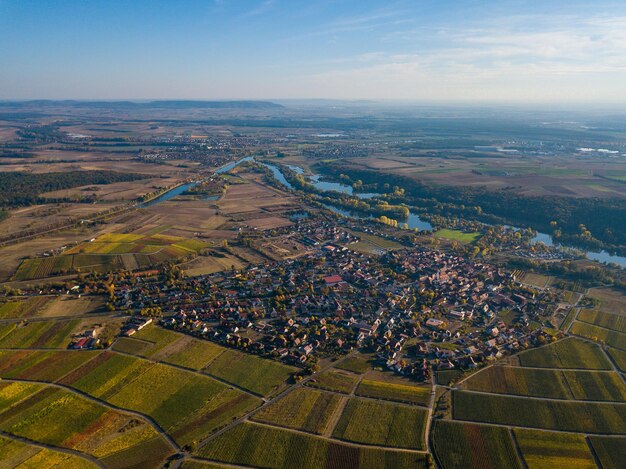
left=578, top=310, right=626, bottom=333
left=333, top=356, right=371, bottom=374
left=0, top=434, right=100, bottom=469
left=607, top=347, right=626, bottom=372
left=523, top=273, right=552, bottom=289
left=203, top=348, right=297, bottom=396
left=355, top=379, right=431, bottom=406
left=460, top=365, right=626, bottom=401
left=0, top=382, right=170, bottom=463
left=0, top=350, right=101, bottom=382
left=433, top=229, right=481, bottom=244
left=0, top=296, right=51, bottom=319
left=0, top=319, right=81, bottom=348
left=431, top=420, right=522, bottom=469
left=517, top=337, right=612, bottom=369
left=251, top=388, right=343, bottom=434
left=332, top=398, right=428, bottom=450
left=588, top=436, right=626, bottom=469
left=182, top=253, right=246, bottom=276
left=195, top=422, right=430, bottom=469
left=306, top=370, right=359, bottom=394
left=571, top=322, right=626, bottom=350
left=587, top=288, right=626, bottom=314
left=452, top=390, right=626, bottom=433
left=514, top=429, right=596, bottom=469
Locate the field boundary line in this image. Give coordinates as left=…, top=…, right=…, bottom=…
left=321, top=394, right=348, bottom=437
left=509, top=428, right=529, bottom=469
left=585, top=436, right=605, bottom=469
left=0, top=429, right=107, bottom=468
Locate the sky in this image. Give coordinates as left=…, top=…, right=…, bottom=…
left=1, top=0, right=626, bottom=103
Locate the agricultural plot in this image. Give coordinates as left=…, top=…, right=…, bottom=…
left=0, top=435, right=99, bottom=469
left=435, top=369, right=465, bottom=386
left=306, top=370, right=359, bottom=394
left=195, top=422, right=430, bottom=469
left=514, top=429, right=596, bottom=469
left=518, top=337, right=612, bottom=369
left=0, top=384, right=169, bottom=463
left=160, top=336, right=225, bottom=370
left=523, top=273, right=552, bottom=289
left=571, top=322, right=626, bottom=350
left=203, top=348, right=296, bottom=396
left=433, top=229, right=481, bottom=244
left=332, top=398, right=428, bottom=450
left=333, top=356, right=371, bottom=374
left=452, top=391, right=626, bottom=434
left=0, top=350, right=101, bottom=382
left=14, top=232, right=209, bottom=280
left=578, top=310, right=626, bottom=333
left=0, top=296, right=51, bottom=319
left=607, top=347, right=626, bottom=372
left=431, top=420, right=522, bottom=469
left=0, top=319, right=80, bottom=348
left=355, top=379, right=431, bottom=406
left=112, top=325, right=181, bottom=358
left=588, top=436, right=626, bottom=469
left=252, top=388, right=343, bottom=434
left=461, top=366, right=626, bottom=401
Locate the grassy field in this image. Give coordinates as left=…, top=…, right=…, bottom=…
left=0, top=383, right=169, bottom=462
left=355, top=379, right=431, bottom=406
left=160, top=336, right=225, bottom=370
left=518, top=337, right=612, bottom=369
left=514, top=429, right=596, bottom=469
left=523, top=273, right=552, bottom=289
left=461, top=365, right=626, bottom=401
left=433, top=229, right=481, bottom=244
left=0, top=319, right=80, bottom=349
left=203, top=348, right=296, bottom=396
left=13, top=232, right=209, bottom=280
left=0, top=434, right=99, bottom=469
left=332, top=398, right=428, bottom=450
left=431, top=420, right=522, bottom=469
left=571, top=322, right=626, bottom=350
left=306, top=370, right=359, bottom=394
left=452, top=391, right=626, bottom=434
left=334, top=356, right=371, bottom=374
left=588, top=436, right=626, bottom=469
left=195, top=422, right=430, bottom=469
left=578, top=310, right=626, bottom=333
left=112, top=325, right=182, bottom=358
left=607, top=347, right=626, bottom=372
left=436, top=369, right=465, bottom=386
left=0, top=297, right=51, bottom=319
left=251, top=388, right=343, bottom=434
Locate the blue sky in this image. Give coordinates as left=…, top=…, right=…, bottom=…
left=1, top=0, right=625, bottom=103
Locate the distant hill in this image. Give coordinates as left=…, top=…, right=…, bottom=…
left=0, top=100, right=284, bottom=110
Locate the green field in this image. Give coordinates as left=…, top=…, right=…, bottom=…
left=436, top=369, right=465, bottom=386
left=204, top=348, right=296, bottom=396
left=332, top=398, right=428, bottom=450
left=195, top=422, right=430, bottom=469
left=0, top=319, right=80, bottom=349
left=355, top=379, right=431, bottom=406
left=334, top=356, right=371, bottom=374
left=433, top=229, right=481, bottom=244
left=0, top=434, right=99, bottom=469
left=588, top=436, right=626, bottom=469
left=571, top=322, right=626, bottom=350
left=518, top=337, right=612, bottom=369
left=461, top=365, right=626, bottom=401
left=607, top=347, right=626, bottom=372
left=306, top=370, right=359, bottom=394
left=431, top=420, right=522, bottom=469
left=0, top=350, right=101, bottom=382
left=578, top=310, right=626, bottom=333
left=0, top=383, right=168, bottom=462
left=161, top=337, right=225, bottom=370
left=452, top=391, right=626, bottom=434
left=252, top=388, right=343, bottom=434
left=514, top=429, right=596, bottom=469
left=112, top=325, right=181, bottom=358
left=0, top=297, right=51, bottom=319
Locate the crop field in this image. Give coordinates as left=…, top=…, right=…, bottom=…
left=0, top=350, right=101, bottom=382
left=306, top=370, right=359, bottom=394
left=333, top=356, right=371, bottom=374
left=433, top=229, right=481, bottom=244
left=160, top=336, right=225, bottom=370
left=436, top=369, right=465, bottom=386
left=571, top=322, right=626, bottom=350
left=0, top=319, right=80, bottom=348
left=14, top=232, right=209, bottom=280
left=518, top=337, right=611, bottom=369
left=431, top=420, right=522, bottom=469
left=461, top=365, right=626, bottom=401
left=523, top=273, right=552, bottom=288
left=332, top=398, right=428, bottom=450
left=252, top=388, right=343, bottom=434
left=203, top=348, right=297, bottom=396
left=0, top=434, right=99, bottom=469
left=452, top=391, right=626, bottom=433
left=588, top=436, right=626, bottom=469
left=578, top=310, right=626, bottom=333
left=195, top=422, right=429, bottom=469
left=0, top=296, right=51, bottom=319
left=112, top=325, right=181, bottom=358
left=607, top=347, right=626, bottom=372
left=0, top=383, right=168, bottom=462
left=355, top=379, right=431, bottom=406
left=514, top=429, right=595, bottom=469
left=587, top=288, right=626, bottom=314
